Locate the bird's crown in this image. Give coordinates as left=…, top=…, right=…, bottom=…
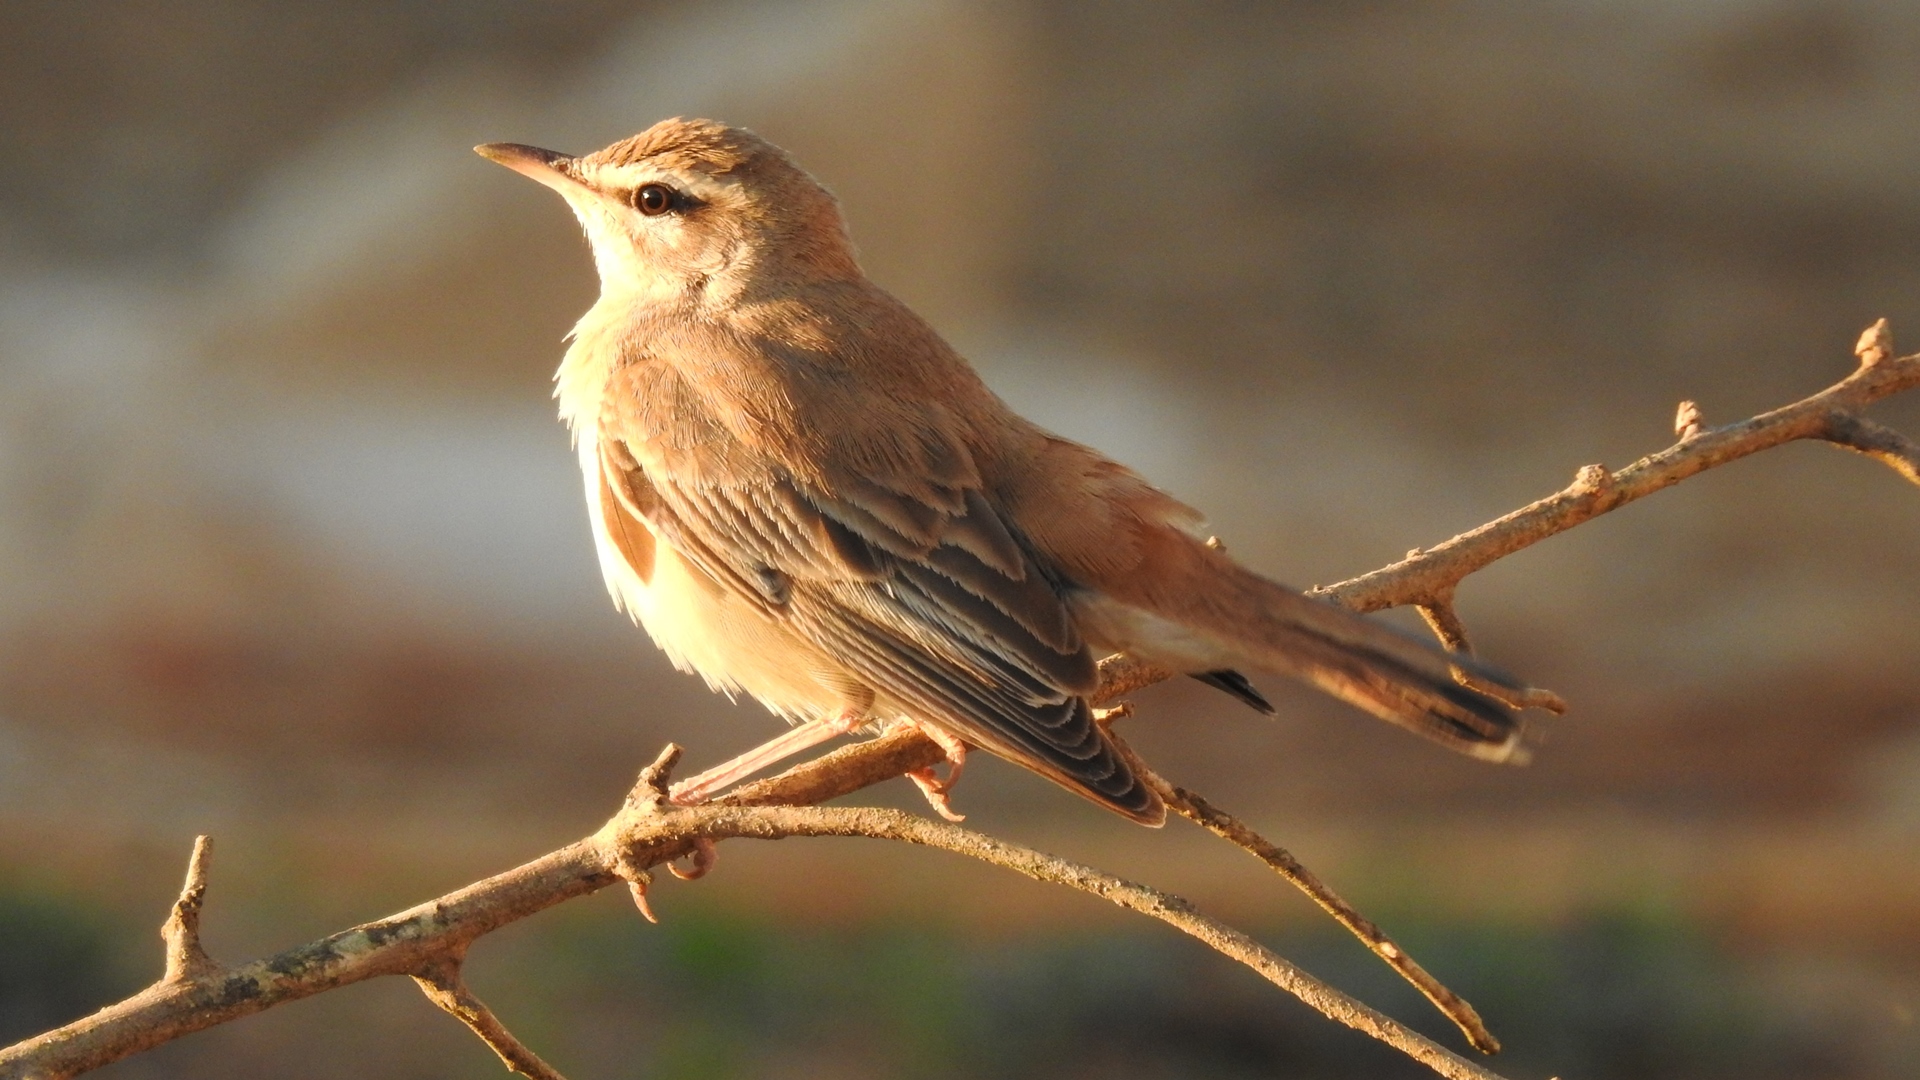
left=581, top=117, right=764, bottom=176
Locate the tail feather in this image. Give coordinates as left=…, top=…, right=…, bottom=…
left=1023, top=462, right=1541, bottom=763
left=1257, top=615, right=1525, bottom=760
left=1191, top=669, right=1277, bottom=714
left=1218, top=566, right=1529, bottom=760
left=1081, top=556, right=1532, bottom=762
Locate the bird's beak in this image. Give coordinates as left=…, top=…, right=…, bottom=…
left=474, top=142, right=593, bottom=198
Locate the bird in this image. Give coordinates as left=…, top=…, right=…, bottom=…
left=476, top=118, right=1537, bottom=828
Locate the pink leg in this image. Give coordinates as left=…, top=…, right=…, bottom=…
left=900, top=720, right=970, bottom=823
left=669, top=709, right=865, bottom=806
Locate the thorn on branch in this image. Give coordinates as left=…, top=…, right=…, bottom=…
left=1856, top=317, right=1893, bottom=367
left=1674, top=400, right=1705, bottom=441
left=413, top=954, right=570, bottom=1080
left=162, top=835, right=218, bottom=983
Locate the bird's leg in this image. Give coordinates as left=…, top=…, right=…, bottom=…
left=898, top=719, right=970, bottom=823
left=669, top=709, right=866, bottom=805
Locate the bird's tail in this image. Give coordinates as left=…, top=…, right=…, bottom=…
left=1083, top=553, right=1533, bottom=762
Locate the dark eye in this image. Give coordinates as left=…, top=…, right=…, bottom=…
left=633, top=183, right=675, bottom=216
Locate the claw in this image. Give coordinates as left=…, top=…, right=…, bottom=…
left=627, top=876, right=660, bottom=923
left=894, top=720, right=970, bottom=821
left=907, top=767, right=967, bottom=822
left=668, top=837, right=716, bottom=881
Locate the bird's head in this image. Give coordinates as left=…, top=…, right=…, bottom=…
left=477, top=118, right=859, bottom=304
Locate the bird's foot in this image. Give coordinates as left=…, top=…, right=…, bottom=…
left=906, top=768, right=966, bottom=822
left=897, top=721, right=969, bottom=822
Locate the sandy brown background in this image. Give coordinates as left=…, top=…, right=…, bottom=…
left=0, top=2, right=1916, bottom=1077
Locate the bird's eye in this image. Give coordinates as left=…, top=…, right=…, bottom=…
left=633, top=183, right=675, bottom=216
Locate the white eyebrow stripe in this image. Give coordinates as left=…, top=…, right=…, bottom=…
left=590, top=163, right=737, bottom=204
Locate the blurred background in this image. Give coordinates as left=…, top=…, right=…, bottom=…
left=2, top=1, right=1917, bottom=1077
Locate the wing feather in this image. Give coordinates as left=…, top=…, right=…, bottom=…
left=601, top=439, right=1157, bottom=822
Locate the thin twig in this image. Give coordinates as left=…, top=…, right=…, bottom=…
left=1315, top=327, right=1920, bottom=616
left=1823, top=411, right=1920, bottom=485
left=0, top=836, right=619, bottom=1080
left=161, top=836, right=217, bottom=983
left=1102, top=728, right=1499, bottom=1053
left=413, top=954, right=570, bottom=1080
left=1415, top=589, right=1475, bottom=655
left=599, top=801, right=1516, bottom=1080
left=1414, top=593, right=1567, bottom=715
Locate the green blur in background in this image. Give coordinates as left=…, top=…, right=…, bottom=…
left=0, top=878, right=1908, bottom=1077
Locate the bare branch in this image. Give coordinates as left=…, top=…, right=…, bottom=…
left=599, top=802, right=1517, bottom=1080
left=1087, top=653, right=1179, bottom=703
left=1823, top=411, right=1920, bottom=486
left=1314, top=327, right=1920, bottom=617
left=0, top=833, right=619, bottom=1080
left=5, top=324, right=1917, bottom=1079
left=1103, top=728, right=1499, bottom=1053
left=161, top=836, right=217, bottom=984
left=0, top=770, right=1517, bottom=1080
left=413, top=954, right=570, bottom=1080
left=1415, top=589, right=1476, bottom=656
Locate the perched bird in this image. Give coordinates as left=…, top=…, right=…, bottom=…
left=477, top=119, right=1535, bottom=827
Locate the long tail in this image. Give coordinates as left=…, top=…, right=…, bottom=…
left=1082, top=549, right=1532, bottom=762
left=1216, top=562, right=1528, bottom=759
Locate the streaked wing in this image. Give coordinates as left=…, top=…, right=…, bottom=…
left=601, top=438, right=1159, bottom=822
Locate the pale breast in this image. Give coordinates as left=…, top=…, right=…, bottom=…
left=577, top=427, right=857, bottom=726
left=560, top=296, right=876, bottom=727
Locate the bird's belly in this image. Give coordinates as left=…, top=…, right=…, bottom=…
left=627, top=543, right=853, bottom=724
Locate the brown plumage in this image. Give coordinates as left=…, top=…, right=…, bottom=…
left=477, top=119, right=1534, bottom=827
